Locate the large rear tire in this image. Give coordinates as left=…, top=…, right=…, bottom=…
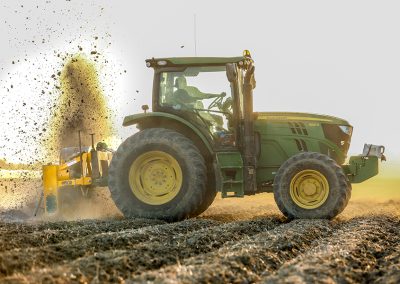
left=273, top=152, right=351, bottom=219
left=190, top=168, right=217, bottom=217
left=108, top=128, right=209, bottom=221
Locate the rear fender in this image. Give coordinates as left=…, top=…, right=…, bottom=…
left=123, top=112, right=213, bottom=154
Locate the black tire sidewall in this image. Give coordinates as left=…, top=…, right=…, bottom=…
left=189, top=164, right=218, bottom=217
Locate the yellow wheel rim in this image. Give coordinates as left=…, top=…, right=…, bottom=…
left=129, top=151, right=182, bottom=205
left=290, top=170, right=329, bottom=209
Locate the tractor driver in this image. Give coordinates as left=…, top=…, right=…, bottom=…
left=175, top=76, right=225, bottom=102
left=172, top=76, right=230, bottom=132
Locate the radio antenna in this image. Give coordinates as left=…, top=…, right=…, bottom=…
left=194, top=14, right=197, bottom=56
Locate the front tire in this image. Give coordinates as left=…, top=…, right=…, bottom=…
left=273, top=152, right=351, bottom=219
left=108, top=128, right=208, bottom=221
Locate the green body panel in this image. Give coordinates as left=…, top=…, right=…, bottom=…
left=253, top=112, right=351, bottom=185
left=216, top=152, right=244, bottom=197
left=343, top=156, right=379, bottom=183
left=123, top=112, right=213, bottom=153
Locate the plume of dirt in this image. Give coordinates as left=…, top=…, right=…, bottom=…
left=33, top=54, right=119, bottom=220
left=47, top=54, right=114, bottom=152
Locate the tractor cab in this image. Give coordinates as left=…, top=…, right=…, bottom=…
left=158, top=66, right=232, bottom=136
left=146, top=52, right=255, bottom=151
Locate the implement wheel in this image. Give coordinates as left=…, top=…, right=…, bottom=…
left=273, top=152, right=351, bottom=219
left=108, top=128, right=208, bottom=221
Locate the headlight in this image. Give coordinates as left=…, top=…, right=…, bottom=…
left=339, top=125, right=353, bottom=136
left=157, top=60, right=168, bottom=66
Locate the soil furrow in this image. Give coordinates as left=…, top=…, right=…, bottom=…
left=12, top=216, right=283, bottom=283
left=0, top=217, right=132, bottom=235
left=0, top=218, right=165, bottom=251
left=368, top=240, right=400, bottom=283
left=260, top=215, right=400, bottom=284
left=0, top=220, right=95, bottom=234
left=0, top=218, right=219, bottom=278
left=129, top=219, right=334, bottom=284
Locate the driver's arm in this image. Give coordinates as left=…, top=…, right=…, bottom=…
left=186, top=86, right=224, bottom=99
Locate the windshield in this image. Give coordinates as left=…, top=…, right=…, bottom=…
left=159, top=66, right=233, bottom=133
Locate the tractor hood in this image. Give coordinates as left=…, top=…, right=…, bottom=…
left=254, top=112, right=353, bottom=165
left=254, top=112, right=351, bottom=126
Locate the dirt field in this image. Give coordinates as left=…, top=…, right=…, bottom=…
left=0, top=178, right=398, bottom=284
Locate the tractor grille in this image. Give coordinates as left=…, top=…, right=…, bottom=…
left=294, top=139, right=308, bottom=151
left=288, top=122, right=308, bottom=135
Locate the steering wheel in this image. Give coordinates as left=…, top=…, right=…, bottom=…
left=208, top=92, right=226, bottom=110
left=221, top=97, right=232, bottom=112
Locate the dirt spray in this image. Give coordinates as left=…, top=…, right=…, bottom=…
left=47, top=54, right=114, bottom=152
left=40, top=54, right=120, bottom=220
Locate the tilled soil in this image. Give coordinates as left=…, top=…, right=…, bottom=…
left=261, top=216, right=400, bottom=284
left=0, top=198, right=398, bottom=284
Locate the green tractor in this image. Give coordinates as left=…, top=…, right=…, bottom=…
left=108, top=51, right=385, bottom=221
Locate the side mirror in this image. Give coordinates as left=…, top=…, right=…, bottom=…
left=226, top=63, right=237, bottom=82
left=142, top=104, right=149, bottom=114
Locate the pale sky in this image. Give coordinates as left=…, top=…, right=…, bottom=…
left=1, top=0, right=399, bottom=163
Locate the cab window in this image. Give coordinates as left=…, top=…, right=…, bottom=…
left=159, top=66, right=234, bottom=137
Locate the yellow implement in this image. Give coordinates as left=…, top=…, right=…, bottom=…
left=38, top=133, right=112, bottom=215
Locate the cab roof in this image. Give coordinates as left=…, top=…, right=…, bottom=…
left=145, top=56, right=248, bottom=68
